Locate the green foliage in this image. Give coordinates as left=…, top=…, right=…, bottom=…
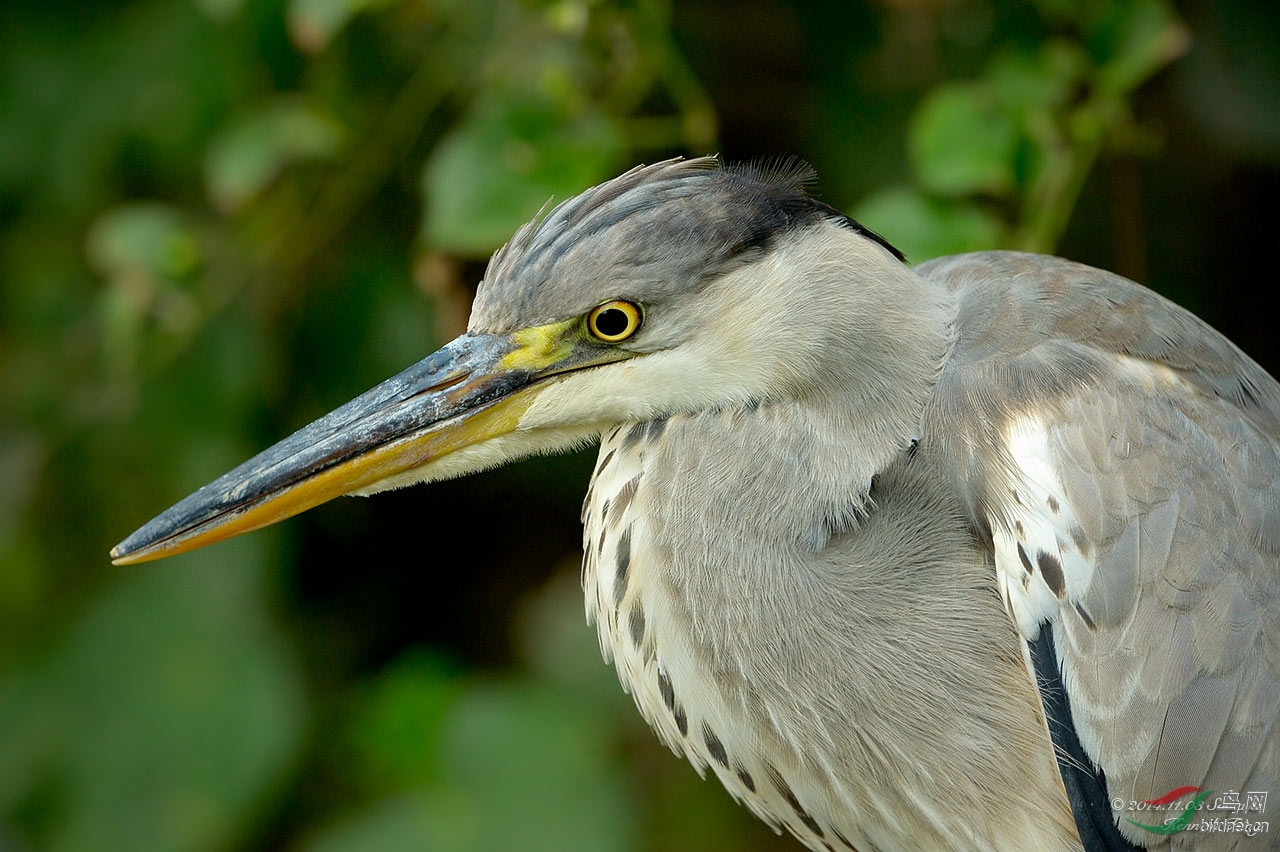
left=344, top=650, right=461, bottom=791
left=310, top=673, right=636, bottom=852
left=205, top=100, right=346, bottom=213
left=0, top=547, right=305, bottom=852
left=287, top=0, right=397, bottom=52
left=855, top=188, right=1007, bottom=263
left=858, top=0, right=1189, bottom=257
left=910, top=84, right=1021, bottom=198
left=423, top=92, right=625, bottom=253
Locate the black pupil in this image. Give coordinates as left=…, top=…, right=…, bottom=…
left=595, top=308, right=631, bottom=338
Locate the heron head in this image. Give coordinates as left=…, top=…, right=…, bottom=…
left=111, top=157, right=911, bottom=564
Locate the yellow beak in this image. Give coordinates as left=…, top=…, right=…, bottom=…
left=111, top=322, right=601, bottom=565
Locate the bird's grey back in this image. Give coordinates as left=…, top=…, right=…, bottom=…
left=921, top=251, right=1280, bottom=438
left=919, top=251, right=1280, bottom=849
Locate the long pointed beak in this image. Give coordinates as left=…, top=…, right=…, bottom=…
left=111, top=326, right=586, bottom=565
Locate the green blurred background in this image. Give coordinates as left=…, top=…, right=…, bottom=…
left=1, top=0, right=1277, bottom=850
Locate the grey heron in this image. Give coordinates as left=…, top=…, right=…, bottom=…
left=113, top=157, right=1279, bottom=851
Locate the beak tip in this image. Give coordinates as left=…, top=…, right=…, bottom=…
left=110, top=530, right=158, bottom=566
left=109, top=541, right=136, bottom=565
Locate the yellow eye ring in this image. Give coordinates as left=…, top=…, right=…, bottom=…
left=587, top=301, right=642, bottom=343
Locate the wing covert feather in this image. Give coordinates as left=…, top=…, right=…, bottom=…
left=918, top=251, right=1280, bottom=849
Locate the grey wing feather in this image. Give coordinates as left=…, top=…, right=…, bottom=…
left=918, top=251, right=1280, bottom=849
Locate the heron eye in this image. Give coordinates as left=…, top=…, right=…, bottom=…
left=588, top=301, right=642, bottom=343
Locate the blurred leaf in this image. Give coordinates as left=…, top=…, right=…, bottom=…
left=0, top=545, right=307, bottom=852
left=190, top=0, right=245, bottom=22
left=205, top=99, right=346, bottom=213
left=985, top=42, right=1089, bottom=204
left=422, top=94, right=624, bottom=255
left=0, top=1, right=251, bottom=208
left=86, top=203, right=203, bottom=283
left=86, top=203, right=214, bottom=376
left=298, top=791, right=449, bottom=852
left=986, top=41, right=1087, bottom=111
left=855, top=186, right=1007, bottom=262
left=303, top=675, right=636, bottom=852
left=543, top=0, right=591, bottom=36
left=1089, top=0, right=1189, bottom=95
left=346, top=649, right=462, bottom=791
left=287, top=0, right=397, bottom=54
left=434, top=677, right=636, bottom=852
left=908, top=83, right=1019, bottom=198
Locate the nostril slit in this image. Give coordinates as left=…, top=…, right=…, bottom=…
left=410, top=370, right=470, bottom=399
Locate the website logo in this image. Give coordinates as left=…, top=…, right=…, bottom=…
left=1113, top=787, right=1270, bottom=838
left=1125, top=787, right=1212, bottom=835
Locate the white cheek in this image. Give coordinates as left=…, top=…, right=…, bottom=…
left=516, top=343, right=783, bottom=432
left=517, top=262, right=816, bottom=432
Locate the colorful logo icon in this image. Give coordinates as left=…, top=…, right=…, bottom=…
left=1126, top=787, right=1213, bottom=835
